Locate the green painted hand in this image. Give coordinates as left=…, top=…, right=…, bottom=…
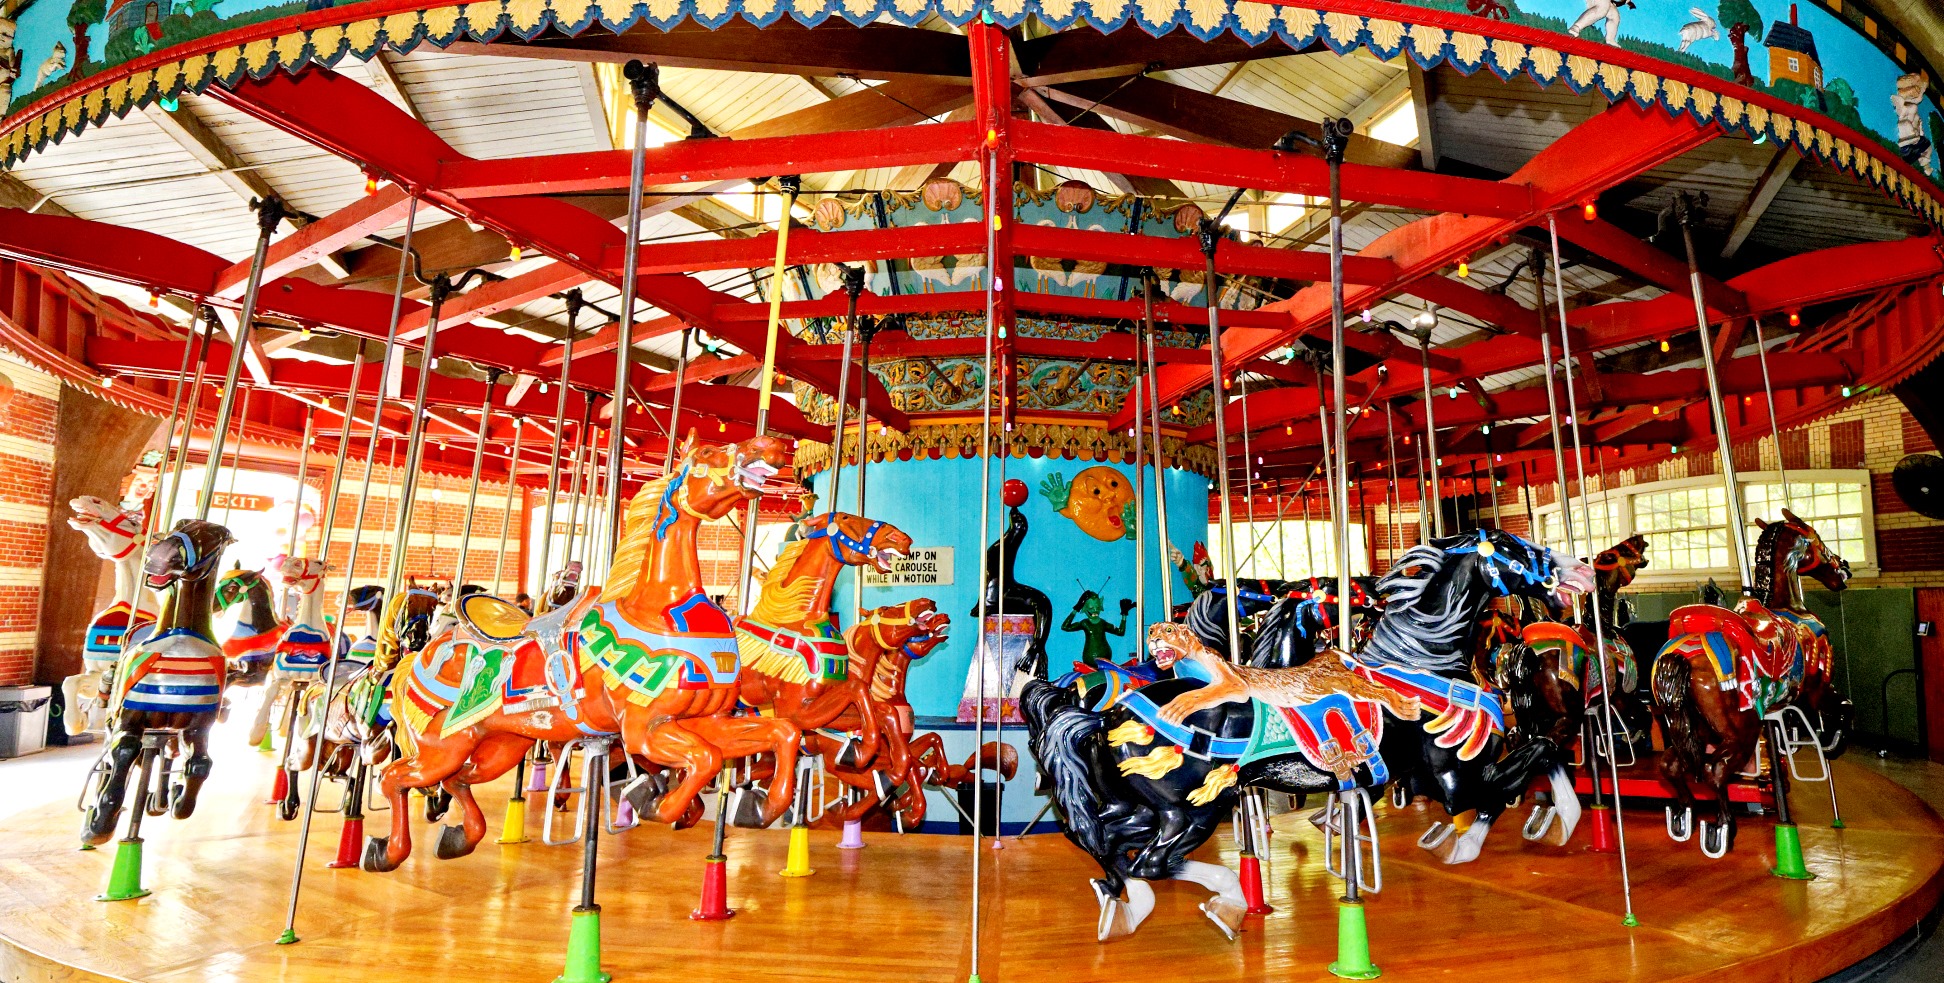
left=1039, top=471, right=1071, bottom=511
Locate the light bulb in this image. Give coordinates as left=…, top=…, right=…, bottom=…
left=1842, top=385, right=1853, bottom=398
left=364, top=173, right=378, bottom=196
left=509, top=245, right=523, bottom=262
left=1457, top=260, right=1469, bottom=278
left=1481, top=424, right=1490, bottom=433
left=1285, top=423, right=1293, bottom=435
left=1651, top=404, right=1660, bottom=415
left=1659, top=339, right=1669, bottom=352
left=1448, top=387, right=1459, bottom=399
left=718, top=421, right=727, bottom=432
left=1672, top=444, right=1681, bottom=454
left=539, top=382, right=549, bottom=394
left=147, top=292, right=160, bottom=308
left=300, top=326, right=312, bottom=340
left=1789, top=311, right=1801, bottom=327
left=1582, top=199, right=1597, bottom=221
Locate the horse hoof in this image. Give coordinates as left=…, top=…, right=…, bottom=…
left=1390, top=784, right=1410, bottom=809
left=872, top=770, right=896, bottom=802
left=835, top=736, right=863, bottom=769
left=435, top=824, right=473, bottom=860
left=728, top=789, right=768, bottom=829
left=1666, top=806, right=1694, bottom=843
left=1698, top=820, right=1732, bottom=859
left=1092, top=882, right=1131, bottom=942
left=277, top=792, right=300, bottom=822
left=1522, top=806, right=1555, bottom=842
left=361, top=837, right=397, bottom=873
left=1417, top=821, right=1451, bottom=850
left=1201, top=897, right=1246, bottom=941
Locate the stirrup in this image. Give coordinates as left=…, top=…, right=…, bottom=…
left=1323, top=788, right=1383, bottom=894
left=1765, top=706, right=1831, bottom=784
left=542, top=736, right=611, bottom=846
left=76, top=748, right=115, bottom=813
left=785, top=755, right=829, bottom=827
left=1588, top=702, right=1637, bottom=768
left=1522, top=804, right=1556, bottom=842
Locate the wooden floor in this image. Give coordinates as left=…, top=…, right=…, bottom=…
left=2, top=736, right=1940, bottom=983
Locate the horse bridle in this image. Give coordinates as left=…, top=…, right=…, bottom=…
left=1449, top=529, right=1561, bottom=595
left=808, top=514, right=886, bottom=564
left=168, top=529, right=228, bottom=581
left=860, top=602, right=932, bottom=649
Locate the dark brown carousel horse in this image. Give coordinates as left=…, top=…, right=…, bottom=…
left=365, top=435, right=798, bottom=870
left=1651, top=509, right=1850, bottom=856
left=290, top=585, right=440, bottom=790
left=82, top=519, right=235, bottom=844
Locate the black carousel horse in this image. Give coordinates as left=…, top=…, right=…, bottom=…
left=82, top=519, right=235, bottom=844
left=1021, top=528, right=1594, bottom=941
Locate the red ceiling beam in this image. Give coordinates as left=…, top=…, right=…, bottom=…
left=438, top=122, right=982, bottom=199
left=215, top=185, right=414, bottom=299
left=1552, top=217, right=1747, bottom=317
left=1009, top=119, right=1532, bottom=219
left=1011, top=224, right=1393, bottom=284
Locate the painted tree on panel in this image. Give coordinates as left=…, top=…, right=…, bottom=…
left=1718, top=0, right=1764, bottom=87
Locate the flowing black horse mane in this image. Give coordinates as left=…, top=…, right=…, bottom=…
left=1363, top=540, right=1482, bottom=674
left=1748, top=520, right=1808, bottom=608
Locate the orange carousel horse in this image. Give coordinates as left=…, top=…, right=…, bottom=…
left=816, top=598, right=1015, bottom=828
left=1651, top=509, right=1851, bottom=857
left=362, top=434, right=798, bottom=871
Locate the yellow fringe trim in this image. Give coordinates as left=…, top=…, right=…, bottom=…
left=1187, top=763, right=1239, bottom=806
left=1106, top=720, right=1156, bottom=747
left=1117, top=745, right=1183, bottom=779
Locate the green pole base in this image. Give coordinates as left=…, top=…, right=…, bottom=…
left=1830, top=818, right=1846, bottom=830
left=78, top=843, right=96, bottom=852
left=275, top=930, right=299, bottom=946
left=968, top=975, right=982, bottom=983
left=256, top=730, right=274, bottom=753
left=1328, top=900, right=1381, bottom=980
left=1622, top=913, right=1639, bottom=927
left=95, top=838, right=150, bottom=902
left=552, top=905, right=611, bottom=983
left=1770, top=823, right=1816, bottom=880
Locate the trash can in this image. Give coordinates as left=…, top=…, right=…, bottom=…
left=0, top=685, right=52, bottom=759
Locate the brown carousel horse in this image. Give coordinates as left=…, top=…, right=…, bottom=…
left=364, top=434, right=798, bottom=870
left=290, top=584, right=441, bottom=791
left=803, top=599, right=1016, bottom=828
left=1492, top=534, right=1652, bottom=845
left=1651, top=509, right=1850, bottom=857
left=82, top=519, right=235, bottom=844
left=733, top=511, right=916, bottom=784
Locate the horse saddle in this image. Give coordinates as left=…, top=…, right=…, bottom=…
left=1240, top=693, right=1386, bottom=790
left=458, top=593, right=532, bottom=641
left=1664, top=604, right=1755, bottom=683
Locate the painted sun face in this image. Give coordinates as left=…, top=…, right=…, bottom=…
left=1061, top=466, right=1134, bottom=542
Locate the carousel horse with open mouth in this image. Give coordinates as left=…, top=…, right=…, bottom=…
left=809, top=599, right=1015, bottom=828
left=1492, top=534, right=1651, bottom=847
left=254, top=554, right=348, bottom=819
left=63, top=496, right=159, bottom=735
left=731, top=511, right=913, bottom=819
left=1021, top=529, right=1594, bottom=941
left=1651, top=509, right=1852, bottom=857
left=215, top=564, right=287, bottom=686
left=81, top=519, right=235, bottom=845
left=363, top=434, right=800, bottom=870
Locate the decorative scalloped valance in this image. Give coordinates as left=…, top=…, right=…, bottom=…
left=2, top=1, right=1940, bottom=223
left=793, top=419, right=1219, bottom=479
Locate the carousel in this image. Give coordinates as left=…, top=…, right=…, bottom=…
left=0, top=0, right=1942, bottom=980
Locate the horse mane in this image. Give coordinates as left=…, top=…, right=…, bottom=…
left=601, top=473, right=675, bottom=602
left=748, top=540, right=820, bottom=624
left=1749, top=519, right=1809, bottom=607
left=1364, top=542, right=1478, bottom=672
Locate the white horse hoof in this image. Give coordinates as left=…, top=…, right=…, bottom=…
left=1522, top=806, right=1555, bottom=842
left=1201, top=896, right=1245, bottom=941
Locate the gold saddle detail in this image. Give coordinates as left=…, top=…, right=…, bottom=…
left=458, top=594, right=531, bottom=642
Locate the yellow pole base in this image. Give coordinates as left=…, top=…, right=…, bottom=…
left=778, top=825, right=814, bottom=877
left=498, top=798, right=529, bottom=845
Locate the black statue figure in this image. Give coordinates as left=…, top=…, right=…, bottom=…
left=974, top=480, right=1053, bottom=678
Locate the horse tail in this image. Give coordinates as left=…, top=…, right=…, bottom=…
left=1019, top=680, right=1119, bottom=886
left=1651, top=645, right=1698, bottom=765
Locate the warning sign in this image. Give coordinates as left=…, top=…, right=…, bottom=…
left=862, top=547, right=954, bottom=587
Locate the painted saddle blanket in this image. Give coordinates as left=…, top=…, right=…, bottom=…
left=274, top=623, right=335, bottom=675
left=115, top=630, right=225, bottom=715
left=1345, top=653, right=1505, bottom=762
left=1661, top=602, right=1812, bottom=713
left=84, top=601, right=157, bottom=667
left=736, top=613, right=847, bottom=684
left=223, top=624, right=281, bottom=666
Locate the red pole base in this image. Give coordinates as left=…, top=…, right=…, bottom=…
left=325, top=817, right=364, bottom=869
left=1238, top=853, right=1274, bottom=915
left=1587, top=805, right=1618, bottom=854
left=265, top=766, right=289, bottom=805
left=690, top=855, right=735, bottom=921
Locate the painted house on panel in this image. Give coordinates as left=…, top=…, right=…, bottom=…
left=1768, top=4, right=1823, bottom=90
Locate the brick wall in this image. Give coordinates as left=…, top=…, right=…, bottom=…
left=0, top=350, right=59, bottom=685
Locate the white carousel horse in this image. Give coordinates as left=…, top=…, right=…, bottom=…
left=248, top=555, right=342, bottom=748
left=62, top=496, right=158, bottom=735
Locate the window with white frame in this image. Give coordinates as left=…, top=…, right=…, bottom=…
left=1743, top=481, right=1870, bottom=566
left=1530, top=471, right=1874, bottom=582
left=1206, top=520, right=1369, bottom=581
left=1538, top=498, right=1623, bottom=557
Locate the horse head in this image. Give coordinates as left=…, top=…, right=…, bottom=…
left=545, top=560, right=583, bottom=608
left=347, top=585, right=385, bottom=612
left=214, top=564, right=268, bottom=612
left=857, top=598, right=951, bottom=654
left=1594, top=533, right=1650, bottom=594
left=269, top=553, right=329, bottom=596
left=68, top=494, right=145, bottom=559
left=1145, top=622, right=1212, bottom=670
left=798, top=512, right=912, bottom=574
left=1433, top=528, right=1595, bottom=611
left=143, top=519, right=234, bottom=593
left=1761, top=508, right=1851, bottom=592
left=667, top=431, right=789, bottom=520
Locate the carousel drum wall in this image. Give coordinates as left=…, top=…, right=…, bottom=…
left=807, top=453, right=1209, bottom=718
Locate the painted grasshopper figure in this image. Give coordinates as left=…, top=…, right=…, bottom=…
left=63, top=496, right=159, bottom=735
left=364, top=434, right=801, bottom=870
